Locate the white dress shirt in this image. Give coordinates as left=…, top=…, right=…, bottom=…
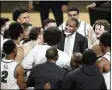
left=64, top=32, right=76, bottom=57
left=22, top=44, right=71, bottom=69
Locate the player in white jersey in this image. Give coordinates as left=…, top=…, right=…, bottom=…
left=96, top=32, right=111, bottom=89
left=1, top=40, right=26, bottom=89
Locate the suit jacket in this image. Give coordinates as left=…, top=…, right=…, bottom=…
left=61, top=64, right=107, bottom=89
left=27, top=61, right=66, bottom=89
left=57, top=32, right=88, bottom=54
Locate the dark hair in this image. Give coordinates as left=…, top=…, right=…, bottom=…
left=93, top=19, right=110, bottom=33
left=82, top=49, right=97, bottom=65
left=4, top=29, right=10, bottom=39
left=22, top=23, right=32, bottom=30
left=29, top=27, right=41, bottom=40
left=12, top=6, right=28, bottom=21
left=67, top=7, right=79, bottom=14
left=70, top=17, right=79, bottom=27
left=43, top=18, right=56, bottom=28
left=3, top=40, right=16, bottom=54
left=0, top=17, right=9, bottom=27
left=43, top=27, right=62, bottom=46
left=46, top=47, right=58, bottom=59
left=70, top=52, right=82, bottom=69
left=9, top=22, right=23, bottom=40
left=99, top=32, right=111, bottom=47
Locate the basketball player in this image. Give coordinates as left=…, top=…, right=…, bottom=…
left=1, top=40, right=26, bottom=89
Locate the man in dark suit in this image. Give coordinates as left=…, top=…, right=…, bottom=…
left=29, top=1, right=68, bottom=27
left=26, top=47, right=66, bottom=89
left=57, top=18, right=88, bottom=56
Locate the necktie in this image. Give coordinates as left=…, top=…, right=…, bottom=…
left=65, top=36, right=71, bottom=55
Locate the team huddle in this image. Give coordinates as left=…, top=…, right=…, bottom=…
left=1, top=2, right=111, bottom=90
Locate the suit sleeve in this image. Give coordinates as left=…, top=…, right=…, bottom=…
left=100, top=76, right=107, bottom=90
left=61, top=73, right=73, bottom=89
left=82, top=37, right=88, bottom=53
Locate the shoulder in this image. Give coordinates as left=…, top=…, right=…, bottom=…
left=102, top=53, right=110, bottom=61
left=58, top=49, right=70, bottom=59
left=65, top=68, right=81, bottom=78
left=28, top=45, right=44, bottom=54
left=76, top=32, right=86, bottom=39
left=97, top=56, right=110, bottom=67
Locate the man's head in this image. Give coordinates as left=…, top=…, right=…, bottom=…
left=70, top=52, right=82, bottom=68
left=22, top=23, right=32, bottom=39
left=3, top=40, right=17, bottom=58
left=82, top=49, right=97, bottom=65
left=46, top=46, right=59, bottom=62
left=29, top=26, right=43, bottom=43
left=93, top=19, right=110, bottom=39
left=9, top=22, right=24, bottom=41
left=12, top=6, right=29, bottom=24
left=67, top=7, right=79, bottom=19
left=0, top=17, right=11, bottom=35
left=99, top=32, right=111, bottom=53
left=65, top=17, right=79, bottom=35
left=4, top=29, right=10, bottom=39
left=44, top=27, right=62, bottom=46
left=43, top=18, right=57, bottom=30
